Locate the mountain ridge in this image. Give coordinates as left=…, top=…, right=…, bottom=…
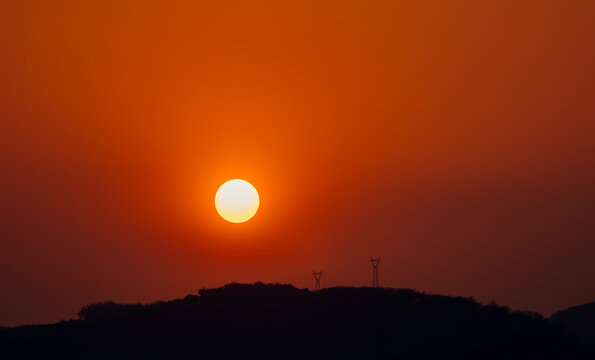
left=1, top=282, right=591, bottom=359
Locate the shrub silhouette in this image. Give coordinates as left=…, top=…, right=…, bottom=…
left=0, top=283, right=591, bottom=359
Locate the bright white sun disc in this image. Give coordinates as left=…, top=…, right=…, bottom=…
left=215, top=179, right=259, bottom=223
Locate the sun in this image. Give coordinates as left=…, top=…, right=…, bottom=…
left=215, top=179, right=260, bottom=223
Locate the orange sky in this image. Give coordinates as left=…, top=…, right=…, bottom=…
left=1, top=0, right=594, bottom=325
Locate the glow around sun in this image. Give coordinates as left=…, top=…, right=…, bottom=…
left=215, top=179, right=260, bottom=223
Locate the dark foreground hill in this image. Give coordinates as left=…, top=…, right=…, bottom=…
left=552, top=302, right=595, bottom=346
left=0, top=283, right=591, bottom=359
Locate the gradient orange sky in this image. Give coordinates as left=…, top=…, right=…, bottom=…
left=1, top=0, right=594, bottom=325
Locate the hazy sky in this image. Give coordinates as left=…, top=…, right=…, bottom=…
left=1, top=0, right=594, bottom=325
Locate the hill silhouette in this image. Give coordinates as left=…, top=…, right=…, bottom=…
left=0, top=282, right=591, bottom=359
left=552, top=302, right=595, bottom=346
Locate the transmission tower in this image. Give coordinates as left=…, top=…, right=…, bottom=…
left=370, top=257, right=380, bottom=287
left=312, top=270, right=323, bottom=291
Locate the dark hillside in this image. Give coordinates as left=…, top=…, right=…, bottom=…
left=0, top=283, right=590, bottom=359
left=552, top=302, right=595, bottom=345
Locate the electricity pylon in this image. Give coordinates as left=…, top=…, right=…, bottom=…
left=312, top=270, right=323, bottom=291
left=370, top=257, right=380, bottom=287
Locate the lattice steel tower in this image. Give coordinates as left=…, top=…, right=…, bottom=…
left=370, top=257, right=380, bottom=287
left=312, top=270, right=323, bottom=291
